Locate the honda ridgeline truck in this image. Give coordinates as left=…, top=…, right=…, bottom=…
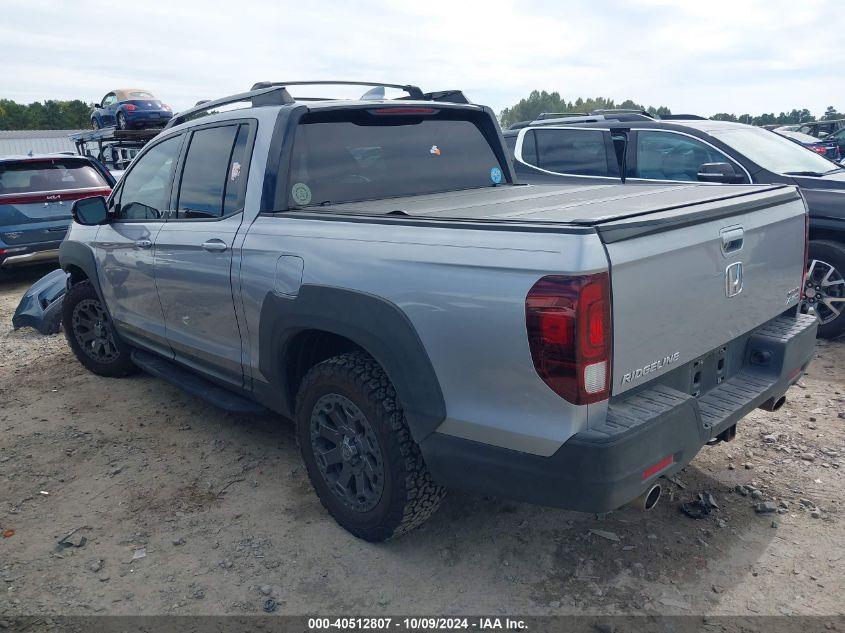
left=60, top=82, right=817, bottom=541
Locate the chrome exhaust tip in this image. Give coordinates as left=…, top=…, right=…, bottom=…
left=759, top=395, right=786, bottom=412
left=629, top=484, right=662, bottom=511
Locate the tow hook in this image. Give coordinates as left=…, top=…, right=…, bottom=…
left=628, top=483, right=662, bottom=511
left=759, top=395, right=786, bottom=412
left=707, top=423, right=737, bottom=445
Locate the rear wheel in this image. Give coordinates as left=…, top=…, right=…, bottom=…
left=802, top=240, right=845, bottom=339
left=62, top=281, right=136, bottom=377
left=295, top=352, right=445, bottom=541
left=116, top=112, right=127, bottom=130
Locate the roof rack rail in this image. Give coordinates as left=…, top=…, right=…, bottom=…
left=165, top=85, right=294, bottom=129
left=414, top=89, right=470, bottom=104
left=250, top=81, right=425, bottom=100
left=589, top=108, right=654, bottom=117
left=534, top=112, right=589, bottom=120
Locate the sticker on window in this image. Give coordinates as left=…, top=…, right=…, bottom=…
left=490, top=167, right=503, bottom=184
left=429, top=145, right=441, bottom=156
left=230, top=161, right=241, bottom=182
left=291, top=182, right=312, bottom=206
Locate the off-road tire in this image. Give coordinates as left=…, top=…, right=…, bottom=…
left=806, top=240, right=845, bottom=339
left=295, top=352, right=446, bottom=541
left=62, top=281, right=136, bottom=377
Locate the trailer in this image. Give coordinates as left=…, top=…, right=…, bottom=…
left=69, top=128, right=160, bottom=172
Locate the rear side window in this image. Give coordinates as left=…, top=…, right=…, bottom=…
left=0, top=159, right=108, bottom=194
left=532, top=129, right=613, bottom=177
left=176, top=124, right=249, bottom=219
left=288, top=110, right=505, bottom=207
left=634, top=131, right=729, bottom=181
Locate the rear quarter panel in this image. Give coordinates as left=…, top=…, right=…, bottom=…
left=239, top=216, right=610, bottom=456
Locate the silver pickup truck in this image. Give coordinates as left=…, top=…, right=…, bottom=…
left=60, top=82, right=817, bottom=541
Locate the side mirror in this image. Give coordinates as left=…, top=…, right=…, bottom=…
left=72, top=196, right=109, bottom=226
left=697, top=162, right=743, bottom=184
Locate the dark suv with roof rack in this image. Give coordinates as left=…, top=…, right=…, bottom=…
left=503, top=115, right=845, bottom=339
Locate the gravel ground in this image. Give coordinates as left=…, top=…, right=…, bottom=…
left=1, top=266, right=843, bottom=620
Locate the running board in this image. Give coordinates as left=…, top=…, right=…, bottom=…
left=130, top=350, right=267, bottom=414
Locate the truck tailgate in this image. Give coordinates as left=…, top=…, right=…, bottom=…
left=599, top=186, right=806, bottom=396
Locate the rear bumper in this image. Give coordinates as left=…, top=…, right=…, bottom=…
left=0, top=245, right=61, bottom=268
left=125, top=112, right=171, bottom=128
left=421, top=313, right=818, bottom=513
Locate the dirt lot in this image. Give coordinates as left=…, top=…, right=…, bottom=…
left=1, top=266, right=843, bottom=620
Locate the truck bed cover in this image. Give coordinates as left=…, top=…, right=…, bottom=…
left=311, top=182, right=800, bottom=241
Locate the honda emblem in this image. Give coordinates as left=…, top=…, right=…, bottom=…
left=725, top=262, right=743, bottom=297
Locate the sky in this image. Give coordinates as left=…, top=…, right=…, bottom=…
left=1, top=0, right=843, bottom=118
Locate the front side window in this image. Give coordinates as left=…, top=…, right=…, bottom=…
left=634, top=131, right=731, bottom=181
left=102, top=94, right=117, bottom=107
left=114, top=135, right=181, bottom=220
left=288, top=110, right=504, bottom=207
left=710, top=126, right=841, bottom=175
left=175, top=124, right=249, bottom=219
left=530, top=129, right=613, bottom=176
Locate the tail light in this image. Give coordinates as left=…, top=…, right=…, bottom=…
left=525, top=272, right=612, bottom=405
left=367, top=107, right=438, bottom=116
left=124, top=104, right=137, bottom=111
left=0, top=188, right=112, bottom=206
left=810, top=145, right=827, bottom=155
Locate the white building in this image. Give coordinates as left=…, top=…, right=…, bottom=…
left=0, top=130, right=85, bottom=156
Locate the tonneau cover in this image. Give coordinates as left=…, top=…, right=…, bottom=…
left=312, top=182, right=798, bottom=232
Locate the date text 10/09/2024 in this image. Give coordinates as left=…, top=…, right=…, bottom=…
left=307, top=617, right=528, bottom=630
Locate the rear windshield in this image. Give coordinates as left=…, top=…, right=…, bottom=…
left=287, top=110, right=505, bottom=207
left=0, top=159, right=109, bottom=194
left=129, top=91, right=155, bottom=99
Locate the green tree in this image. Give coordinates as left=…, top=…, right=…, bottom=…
left=821, top=106, right=843, bottom=121
left=0, top=98, right=97, bottom=130
left=499, top=92, right=671, bottom=127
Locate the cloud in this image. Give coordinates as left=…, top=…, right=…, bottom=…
left=1, top=0, right=842, bottom=117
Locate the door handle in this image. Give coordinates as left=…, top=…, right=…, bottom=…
left=720, top=226, right=744, bottom=255
left=134, top=238, right=153, bottom=249
left=202, top=239, right=228, bottom=253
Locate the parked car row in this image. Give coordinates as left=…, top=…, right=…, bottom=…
left=775, top=129, right=841, bottom=161
left=504, top=112, right=845, bottom=338
left=6, top=88, right=845, bottom=342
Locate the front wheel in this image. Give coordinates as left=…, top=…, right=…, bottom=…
left=91, top=117, right=100, bottom=130
left=802, top=240, right=845, bottom=339
left=295, top=352, right=445, bottom=541
left=62, top=281, right=136, bottom=377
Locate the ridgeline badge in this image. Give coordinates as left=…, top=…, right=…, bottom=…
left=621, top=351, right=681, bottom=385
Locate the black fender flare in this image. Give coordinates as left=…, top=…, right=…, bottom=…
left=59, top=239, right=103, bottom=299
left=257, top=285, right=446, bottom=442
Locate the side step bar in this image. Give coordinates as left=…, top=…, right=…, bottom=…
left=130, top=350, right=267, bottom=414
